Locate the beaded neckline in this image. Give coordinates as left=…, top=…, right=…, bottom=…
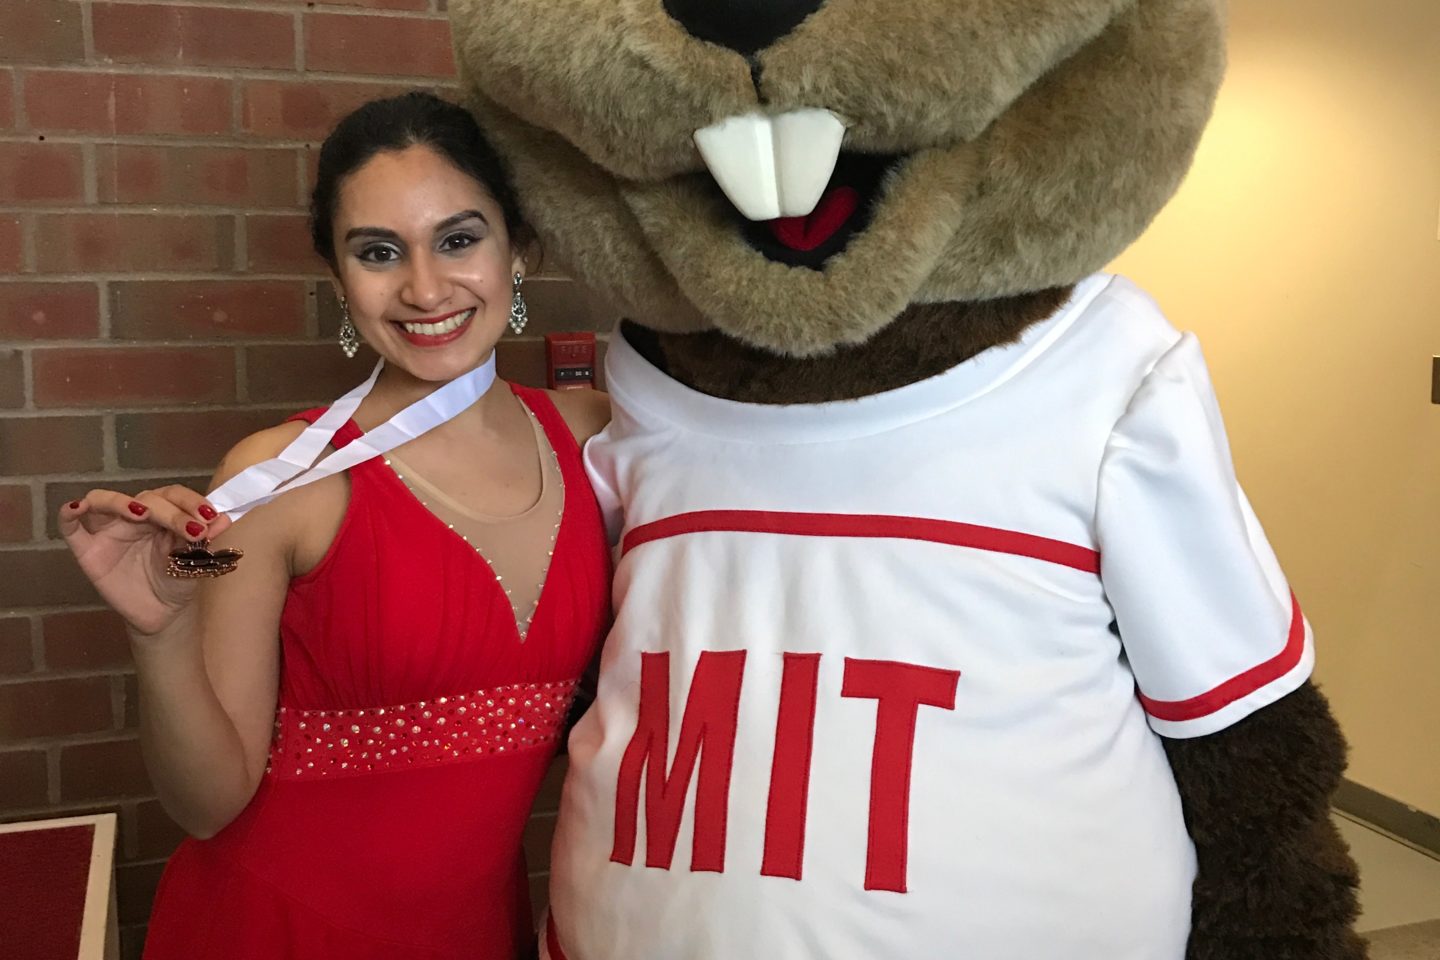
left=383, top=401, right=565, bottom=642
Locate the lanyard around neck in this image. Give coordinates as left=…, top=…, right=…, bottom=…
left=205, top=353, right=498, bottom=522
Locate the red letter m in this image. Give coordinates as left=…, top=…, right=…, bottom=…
left=611, top=650, right=747, bottom=872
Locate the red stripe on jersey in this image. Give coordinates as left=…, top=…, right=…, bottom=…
left=1139, top=592, right=1305, bottom=722
left=546, top=914, right=568, bottom=960
left=621, top=510, right=1101, bottom=573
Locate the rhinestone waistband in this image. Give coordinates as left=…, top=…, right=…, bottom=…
left=268, top=680, right=577, bottom=781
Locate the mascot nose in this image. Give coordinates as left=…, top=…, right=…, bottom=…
left=663, top=0, right=826, bottom=57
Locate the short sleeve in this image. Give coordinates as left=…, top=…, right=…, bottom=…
left=1096, top=333, right=1313, bottom=739
left=582, top=426, right=624, bottom=547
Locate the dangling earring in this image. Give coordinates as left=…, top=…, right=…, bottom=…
left=508, top=273, right=528, bottom=335
left=338, top=296, right=359, bottom=359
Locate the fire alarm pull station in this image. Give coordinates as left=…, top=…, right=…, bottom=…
left=546, top=333, right=597, bottom=390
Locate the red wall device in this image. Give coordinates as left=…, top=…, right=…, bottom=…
left=546, top=333, right=597, bottom=390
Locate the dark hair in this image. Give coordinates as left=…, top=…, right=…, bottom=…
left=309, top=91, right=534, bottom=268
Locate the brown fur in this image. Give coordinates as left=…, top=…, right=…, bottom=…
left=452, top=1, right=1366, bottom=955
left=639, top=286, right=1072, bottom=403
left=452, top=0, right=1224, bottom=354
left=1165, top=682, right=1367, bottom=959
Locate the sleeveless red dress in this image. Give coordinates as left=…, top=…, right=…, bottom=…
left=143, top=385, right=611, bottom=960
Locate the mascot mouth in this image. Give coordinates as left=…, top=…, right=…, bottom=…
left=694, top=109, right=902, bottom=270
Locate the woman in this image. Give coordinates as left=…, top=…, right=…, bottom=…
left=60, top=92, right=611, bottom=959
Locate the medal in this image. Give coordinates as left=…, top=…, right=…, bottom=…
left=166, top=354, right=498, bottom=578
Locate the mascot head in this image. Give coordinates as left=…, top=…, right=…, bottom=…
left=451, top=0, right=1224, bottom=357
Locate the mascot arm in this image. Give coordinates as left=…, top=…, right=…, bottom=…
left=1163, top=683, right=1365, bottom=960
left=1096, top=335, right=1365, bottom=959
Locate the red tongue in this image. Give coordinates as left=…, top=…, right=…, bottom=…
left=768, top=186, right=860, bottom=252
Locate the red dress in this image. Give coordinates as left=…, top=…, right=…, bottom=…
left=143, top=386, right=611, bottom=960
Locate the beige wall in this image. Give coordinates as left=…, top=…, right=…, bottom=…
left=1112, top=0, right=1440, bottom=812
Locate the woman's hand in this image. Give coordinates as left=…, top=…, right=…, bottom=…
left=59, top=486, right=232, bottom=637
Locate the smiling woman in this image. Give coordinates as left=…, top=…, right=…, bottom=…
left=57, top=92, right=614, bottom=960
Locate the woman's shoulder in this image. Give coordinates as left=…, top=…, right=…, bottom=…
left=538, top=388, right=612, bottom=445
left=213, top=420, right=311, bottom=488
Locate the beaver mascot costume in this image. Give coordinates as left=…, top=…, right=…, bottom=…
left=449, top=1, right=1366, bottom=957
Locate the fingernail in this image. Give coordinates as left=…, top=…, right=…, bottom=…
left=68, top=500, right=81, bottom=510
left=198, top=504, right=217, bottom=520
left=128, top=502, right=147, bottom=517
left=185, top=521, right=205, bottom=538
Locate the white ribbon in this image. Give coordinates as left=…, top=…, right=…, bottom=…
left=206, top=353, right=498, bottom=522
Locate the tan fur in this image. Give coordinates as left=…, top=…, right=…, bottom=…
left=450, top=0, right=1224, bottom=355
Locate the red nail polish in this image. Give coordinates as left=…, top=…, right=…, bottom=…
left=128, top=502, right=147, bottom=517
left=185, top=521, right=205, bottom=538
left=198, top=504, right=217, bottom=520
left=68, top=500, right=81, bottom=509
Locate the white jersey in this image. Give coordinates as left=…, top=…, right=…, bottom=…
left=545, top=275, right=1314, bottom=960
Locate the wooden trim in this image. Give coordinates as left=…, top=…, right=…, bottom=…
left=0, top=812, right=120, bottom=959
left=1334, top=779, right=1440, bottom=861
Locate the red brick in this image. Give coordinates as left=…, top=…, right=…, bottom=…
left=111, top=281, right=307, bottom=340
left=44, top=475, right=210, bottom=541
left=241, top=78, right=416, bottom=141
left=306, top=13, right=454, bottom=77
left=97, top=145, right=301, bottom=209
left=0, top=485, right=32, bottom=543
left=0, top=0, right=85, bottom=64
left=245, top=343, right=375, bottom=403
left=0, top=283, right=101, bottom=340
left=122, top=674, right=137, bottom=729
left=0, top=750, right=48, bottom=810
left=0, top=350, right=24, bottom=408
left=94, top=4, right=295, bottom=71
left=0, top=71, right=14, bottom=131
left=59, top=737, right=150, bottom=802
left=322, top=0, right=431, bottom=9
left=132, top=799, right=187, bottom=861
left=116, top=860, right=165, bottom=925
left=33, top=347, right=236, bottom=407
left=25, top=70, right=233, bottom=137
left=116, top=407, right=292, bottom=471
left=0, top=676, right=114, bottom=741
left=0, top=416, right=105, bottom=473
left=0, top=217, right=21, bottom=273
left=315, top=281, right=342, bottom=336
left=0, top=618, right=34, bottom=676
left=0, top=142, right=85, bottom=204
left=35, top=214, right=232, bottom=273
left=0, top=548, right=100, bottom=607
left=246, top=214, right=325, bottom=274
left=41, top=610, right=131, bottom=672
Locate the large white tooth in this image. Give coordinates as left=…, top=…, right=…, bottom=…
left=773, top=109, right=846, bottom=218
left=695, top=112, right=780, bottom=221
left=694, top=109, right=845, bottom=222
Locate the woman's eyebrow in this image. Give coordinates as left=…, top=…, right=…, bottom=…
left=433, top=209, right=488, bottom=233
left=344, top=225, right=402, bottom=242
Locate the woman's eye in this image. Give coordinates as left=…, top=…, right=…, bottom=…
left=357, top=244, right=401, bottom=264
left=440, top=232, right=477, bottom=253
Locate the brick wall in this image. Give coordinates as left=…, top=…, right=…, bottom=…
left=0, top=1, right=614, bottom=954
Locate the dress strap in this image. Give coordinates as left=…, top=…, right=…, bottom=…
left=508, top=385, right=587, bottom=487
